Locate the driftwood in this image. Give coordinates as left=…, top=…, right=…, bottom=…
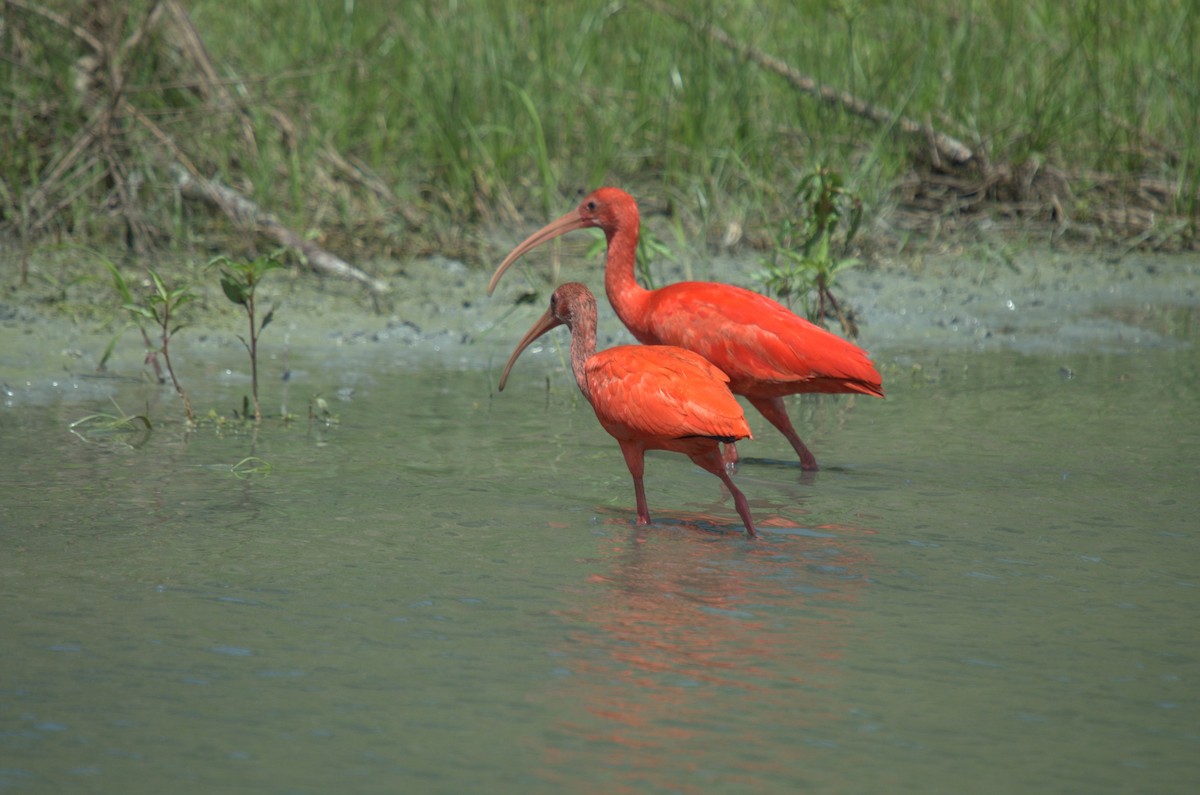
left=646, top=0, right=974, bottom=168
left=175, top=169, right=389, bottom=297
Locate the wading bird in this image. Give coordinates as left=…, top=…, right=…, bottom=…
left=489, top=187, right=884, bottom=471
left=499, top=282, right=759, bottom=538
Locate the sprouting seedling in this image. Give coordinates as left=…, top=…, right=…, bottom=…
left=753, top=165, right=864, bottom=337
left=94, top=255, right=162, bottom=381
left=796, top=166, right=863, bottom=327
left=211, top=251, right=284, bottom=422
left=122, top=269, right=195, bottom=423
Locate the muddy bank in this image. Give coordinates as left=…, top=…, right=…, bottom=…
left=228, top=246, right=1199, bottom=359
left=1, top=246, right=1197, bottom=408
left=836, top=249, right=1198, bottom=355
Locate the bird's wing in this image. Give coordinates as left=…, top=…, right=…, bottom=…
left=584, top=346, right=751, bottom=441
left=640, top=282, right=883, bottom=395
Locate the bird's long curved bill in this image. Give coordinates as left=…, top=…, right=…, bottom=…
left=498, top=309, right=564, bottom=391
left=487, top=209, right=588, bottom=296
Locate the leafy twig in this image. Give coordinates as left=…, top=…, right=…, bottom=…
left=211, top=251, right=284, bottom=422
left=754, top=166, right=864, bottom=336
left=123, top=269, right=195, bottom=422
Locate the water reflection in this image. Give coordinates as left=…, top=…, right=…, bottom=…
left=5, top=341, right=1197, bottom=792
left=538, top=515, right=876, bottom=792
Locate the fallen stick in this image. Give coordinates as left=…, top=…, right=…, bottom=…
left=646, top=0, right=975, bottom=167
left=175, top=168, right=390, bottom=297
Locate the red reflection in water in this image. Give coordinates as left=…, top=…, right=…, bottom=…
left=536, top=508, right=876, bottom=792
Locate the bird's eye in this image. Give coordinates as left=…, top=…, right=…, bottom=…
left=586, top=201, right=597, bottom=212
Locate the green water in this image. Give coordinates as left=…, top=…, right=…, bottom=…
left=2, top=325, right=1198, bottom=793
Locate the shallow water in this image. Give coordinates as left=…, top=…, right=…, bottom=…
left=2, top=299, right=1199, bottom=793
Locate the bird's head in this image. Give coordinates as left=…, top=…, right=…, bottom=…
left=487, top=187, right=639, bottom=296
left=546, top=281, right=596, bottom=329
left=498, top=283, right=596, bottom=392
left=573, top=187, right=639, bottom=238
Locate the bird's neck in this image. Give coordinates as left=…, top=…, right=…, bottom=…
left=568, top=314, right=598, bottom=406
left=603, top=220, right=652, bottom=333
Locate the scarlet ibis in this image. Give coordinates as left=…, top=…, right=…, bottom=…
left=499, top=282, right=759, bottom=538
left=488, top=187, right=884, bottom=470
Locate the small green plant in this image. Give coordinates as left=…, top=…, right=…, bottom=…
left=211, top=251, right=284, bottom=422
left=122, top=269, right=196, bottom=423
left=100, top=258, right=164, bottom=382
left=754, top=167, right=864, bottom=337
left=308, top=395, right=339, bottom=426
left=69, top=399, right=153, bottom=447
left=230, top=456, right=273, bottom=479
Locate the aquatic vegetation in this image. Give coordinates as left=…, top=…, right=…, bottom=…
left=118, top=268, right=196, bottom=424
left=211, top=251, right=285, bottom=422
left=69, top=399, right=153, bottom=448
left=89, top=249, right=296, bottom=431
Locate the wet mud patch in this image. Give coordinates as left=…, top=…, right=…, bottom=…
left=1, top=247, right=1197, bottom=408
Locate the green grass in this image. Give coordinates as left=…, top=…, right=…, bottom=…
left=2, top=0, right=1196, bottom=264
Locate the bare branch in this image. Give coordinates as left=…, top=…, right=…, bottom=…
left=6, top=0, right=105, bottom=53
left=646, top=0, right=975, bottom=166
left=175, top=169, right=390, bottom=298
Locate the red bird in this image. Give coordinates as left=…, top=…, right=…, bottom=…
left=489, top=187, right=884, bottom=471
left=499, top=282, right=759, bottom=538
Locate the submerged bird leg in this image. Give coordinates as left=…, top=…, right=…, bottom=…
left=722, top=475, right=758, bottom=539
left=618, top=440, right=652, bottom=525
left=747, top=395, right=819, bottom=471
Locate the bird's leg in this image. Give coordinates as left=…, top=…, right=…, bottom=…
left=693, top=450, right=758, bottom=538
left=618, top=441, right=652, bottom=525
left=721, top=474, right=759, bottom=539
left=747, top=395, right=819, bottom=471
left=721, top=441, right=740, bottom=473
